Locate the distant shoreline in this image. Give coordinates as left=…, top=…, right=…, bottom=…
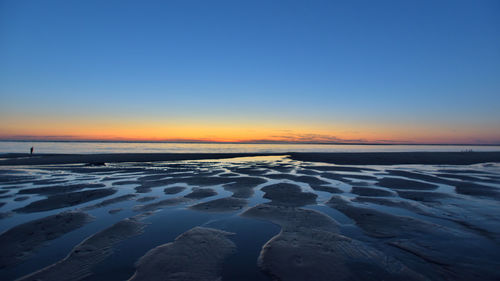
left=1, top=140, right=499, bottom=146
left=1, top=152, right=500, bottom=166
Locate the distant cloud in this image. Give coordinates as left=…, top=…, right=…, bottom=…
left=240, top=132, right=366, bottom=144
left=0, top=133, right=498, bottom=145
left=242, top=131, right=422, bottom=144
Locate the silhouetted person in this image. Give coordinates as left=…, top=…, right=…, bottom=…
left=30, top=147, right=34, bottom=156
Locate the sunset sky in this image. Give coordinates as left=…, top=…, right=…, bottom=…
left=1, top=0, right=499, bottom=144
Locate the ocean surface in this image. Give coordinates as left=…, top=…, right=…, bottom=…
left=1, top=141, right=499, bottom=154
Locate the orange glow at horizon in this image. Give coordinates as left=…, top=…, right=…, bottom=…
left=1, top=114, right=499, bottom=144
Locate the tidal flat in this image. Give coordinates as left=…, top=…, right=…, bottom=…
left=1, top=154, right=500, bottom=280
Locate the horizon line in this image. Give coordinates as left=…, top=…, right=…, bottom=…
left=1, top=139, right=499, bottom=146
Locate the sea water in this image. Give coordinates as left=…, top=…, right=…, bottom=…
left=1, top=140, right=499, bottom=154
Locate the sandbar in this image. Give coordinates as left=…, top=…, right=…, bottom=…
left=15, top=189, right=117, bottom=213
left=129, top=227, right=235, bottom=281
left=18, top=217, right=146, bottom=281
left=0, top=211, right=93, bottom=268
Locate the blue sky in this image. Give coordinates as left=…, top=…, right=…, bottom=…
left=1, top=0, right=499, bottom=143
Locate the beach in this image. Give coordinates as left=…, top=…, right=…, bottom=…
left=0, top=152, right=499, bottom=280
left=2, top=151, right=500, bottom=166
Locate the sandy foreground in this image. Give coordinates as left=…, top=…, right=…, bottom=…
left=0, top=153, right=499, bottom=280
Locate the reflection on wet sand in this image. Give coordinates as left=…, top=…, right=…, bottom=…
left=0, top=155, right=499, bottom=280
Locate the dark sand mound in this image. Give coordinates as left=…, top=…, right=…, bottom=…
left=0, top=169, right=25, bottom=174
left=18, top=218, right=146, bottom=281
left=326, top=196, right=500, bottom=280
left=135, top=186, right=154, bottom=193
left=437, top=169, right=494, bottom=174
left=0, top=174, right=37, bottom=186
left=261, top=183, right=317, bottom=206
left=396, top=190, right=455, bottom=202
left=184, top=188, right=217, bottom=199
left=136, top=196, right=159, bottom=202
left=290, top=152, right=500, bottom=165
left=301, top=165, right=373, bottom=172
left=163, top=186, right=186, bottom=194
left=18, top=183, right=106, bottom=195
left=436, top=173, right=484, bottom=181
left=190, top=197, right=247, bottom=212
left=129, top=227, right=235, bottom=281
left=386, top=170, right=454, bottom=185
left=0, top=173, right=37, bottom=185
left=327, top=196, right=447, bottom=238
left=374, top=192, right=499, bottom=239
left=82, top=194, right=138, bottom=210
left=0, top=191, right=13, bottom=199
left=309, top=184, right=343, bottom=193
left=377, top=177, right=438, bottom=190
left=100, top=175, right=134, bottom=182
left=454, top=182, right=500, bottom=199
left=15, top=189, right=117, bottom=213
left=353, top=197, right=429, bottom=215
left=0, top=211, right=12, bottom=219
left=0, top=211, right=93, bottom=268
left=0, top=194, right=13, bottom=199
left=436, top=172, right=500, bottom=184
left=242, top=204, right=425, bottom=281
left=242, top=203, right=339, bottom=233
left=14, top=195, right=30, bottom=201
left=319, top=172, right=353, bottom=183
left=112, top=180, right=140, bottom=186
left=352, top=186, right=394, bottom=197
left=259, top=230, right=426, bottom=281
left=31, top=178, right=70, bottom=186
left=134, top=197, right=191, bottom=212
left=222, top=177, right=267, bottom=198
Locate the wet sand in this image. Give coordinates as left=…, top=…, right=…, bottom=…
left=0, top=154, right=499, bottom=280
left=290, top=151, right=500, bottom=165
left=15, top=189, right=117, bottom=213
left=1, top=151, right=499, bottom=165
left=18, top=218, right=146, bottom=281
left=242, top=204, right=426, bottom=281
left=0, top=153, right=282, bottom=165
left=0, top=211, right=93, bottom=268
left=129, top=227, right=235, bottom=281
left=184, top=187, right=217, bottom=199
left=261, top=183, right=317, bottom=207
